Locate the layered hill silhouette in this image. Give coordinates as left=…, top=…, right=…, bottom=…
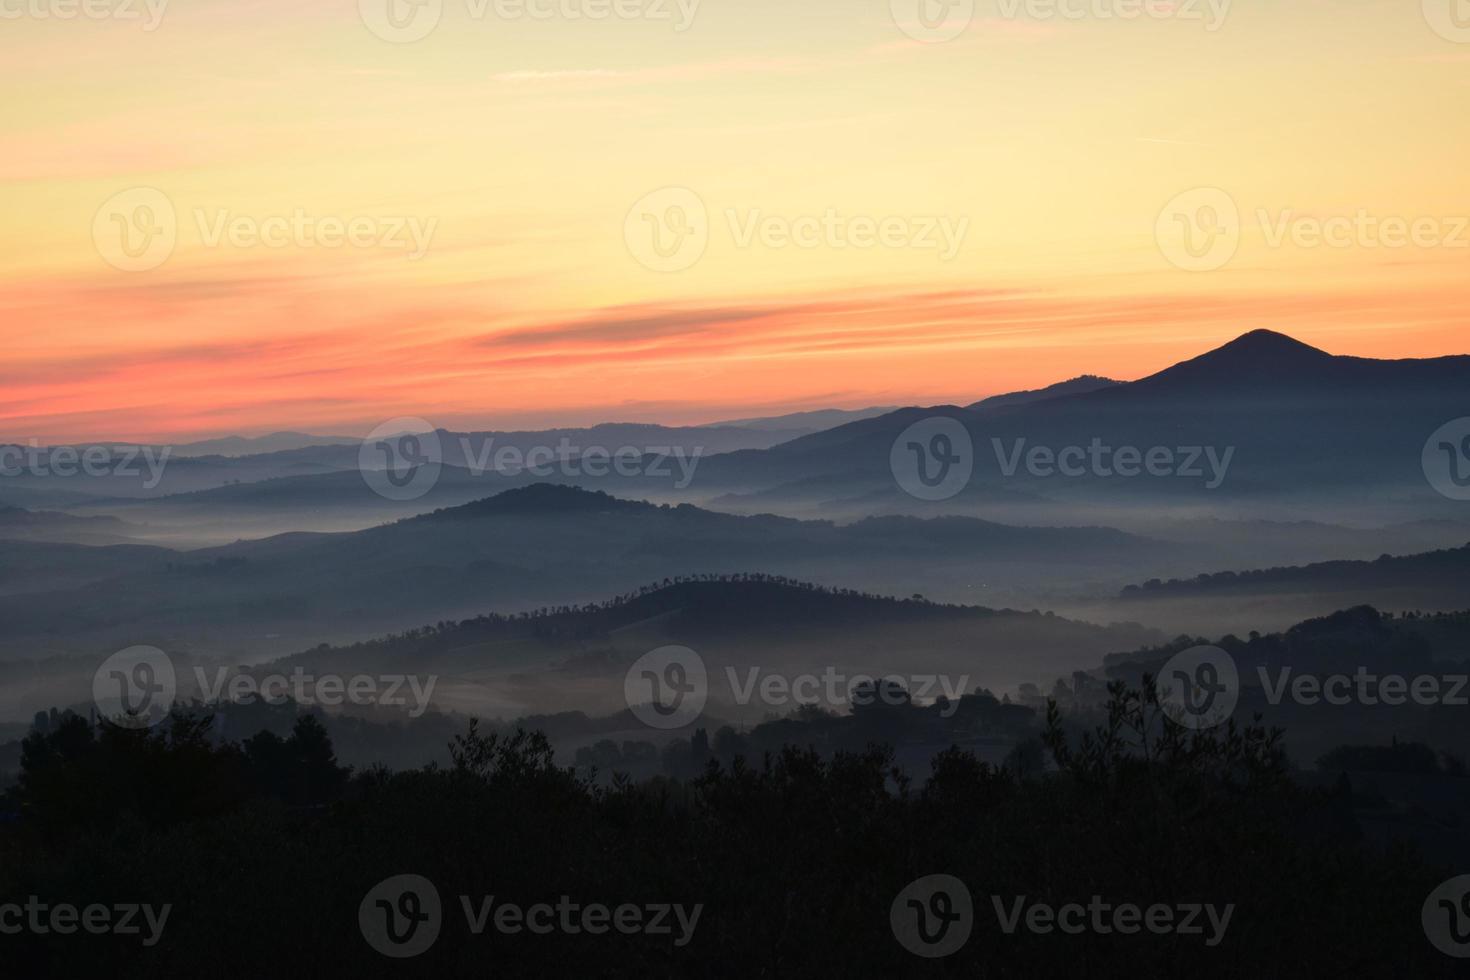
left=31, top=330, right=1466, bottom=541
left=1, top=420, right=816, bottom=503
left=0, top=484, right=1181, bottom=660
left=1121, top=542, right=1470, bottom=603
left=1053, top=540, right=1470, bottom=638
left=693, top=330, right=1470, bottom=520
left=256, top=575, right=1164, bottom=723
left=0, top=506, right=144, bottom=546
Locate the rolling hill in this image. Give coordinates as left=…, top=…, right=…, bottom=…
left=0, top=484, right=1183, bottom=661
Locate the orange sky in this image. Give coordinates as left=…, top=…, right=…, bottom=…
left=2, top=0, right=1467, bottom=442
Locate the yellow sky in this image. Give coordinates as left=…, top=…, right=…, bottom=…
left=1, top=0, right=1467, bottom=441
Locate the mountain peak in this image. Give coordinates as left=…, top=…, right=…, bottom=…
left=1121, top=329, right=1339, bottom=394
left=1213, top=329, right=1331, bottom=359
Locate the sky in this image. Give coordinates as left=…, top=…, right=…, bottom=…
left=2, top=0, right=1467, bottom=443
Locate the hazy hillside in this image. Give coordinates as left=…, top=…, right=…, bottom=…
left=1051, top=542, right=1470, bottom=638
left=0, top=485, right=1186, bottom=662
left=0, top=506, right=146, bottom=546
left=262, top=576, right=1164, bottom=724
left=701, top=406, right=898, bottom=431
left=0, top=421, right=810, bottom=503
left=1120, top=543, right=1470, bottom=600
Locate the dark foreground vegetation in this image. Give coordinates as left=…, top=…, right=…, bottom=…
left=2, top=683, right=1462, bottom=978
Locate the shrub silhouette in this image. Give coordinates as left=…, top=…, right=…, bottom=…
left=0, top=685, right=1460, bottom=977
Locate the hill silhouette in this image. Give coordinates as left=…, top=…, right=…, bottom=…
left=262, top=574, right=1161, bottom=724
left=0, top=485, right=1174, bottom=659
left=967, top=374, right=1120, bottom=411
left=687, top=329, right=1470, bottom=520
left=1121, top=542, right=1470, bottom=600
left=50, top=330, right=1470, bottom=537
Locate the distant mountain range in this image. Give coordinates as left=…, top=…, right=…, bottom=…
left=170, top=431, right=357, bottom=457
left=0, top=415, right=874, bottom=502
left=0, top=484, right=1186, bottom=661
left=681, top=330, right=1470, bottom=521
left=0, top=506, right=141, bottom=546
left=15, top=329, right=1463, bottom=532
left=702, top=406, right=899, bottom=431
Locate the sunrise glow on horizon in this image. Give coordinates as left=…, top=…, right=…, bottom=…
left=3, top=0, right=1468, bottom=443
